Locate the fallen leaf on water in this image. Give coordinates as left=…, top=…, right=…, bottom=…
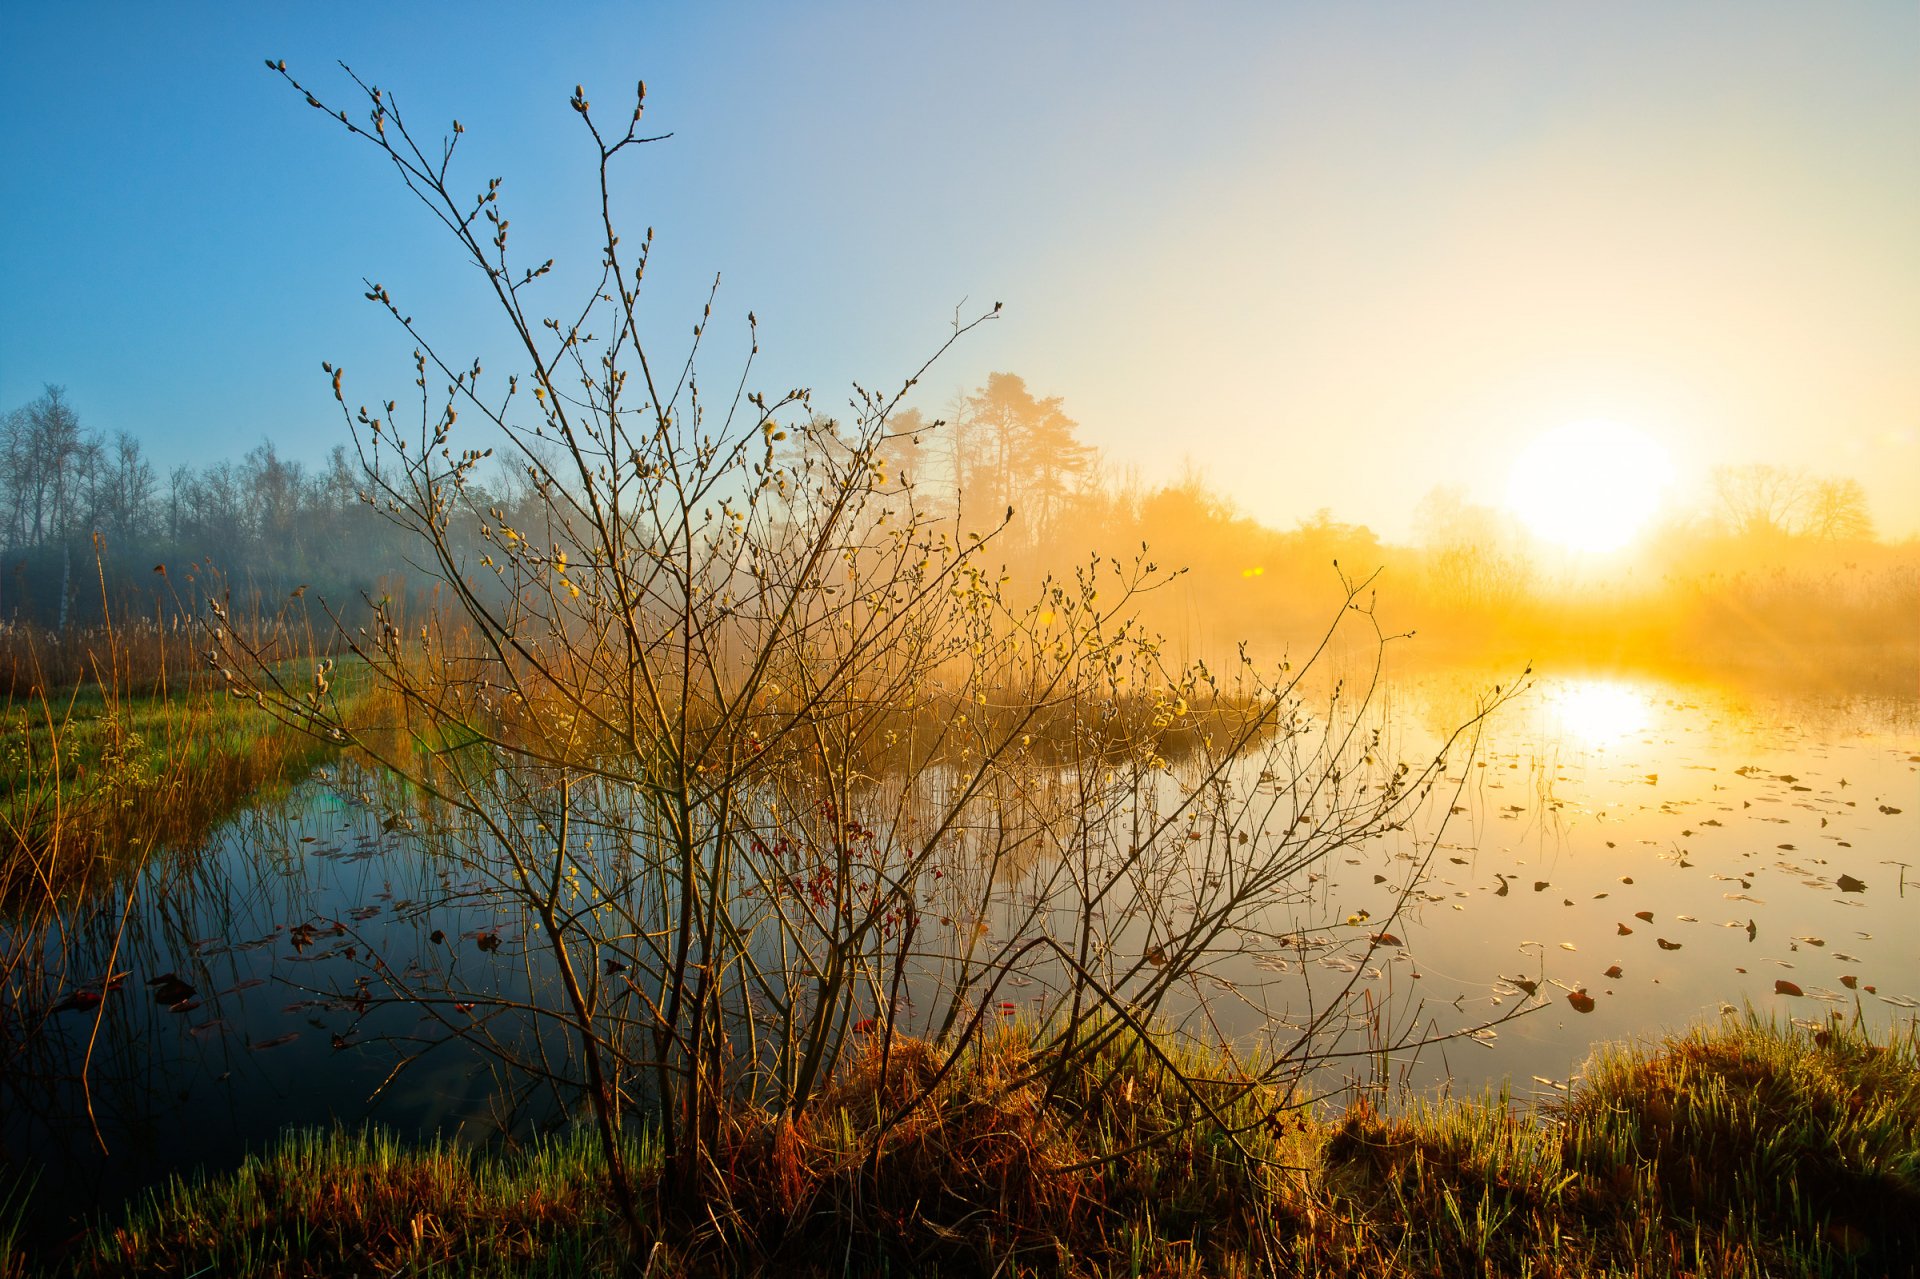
left=149, top=975, right=196, bottom=1006
left=1604, top=965, right=1623, bottom=979
left=1635, top=911, right=1655, bottom=922
left=253, top=1032, right=300, bottom=1050
left=1775, top=980, right=1804, bottom=997
left=1840, top=975, right=1858, bottom=989
left=1567, top=991, right=1596, bottom=1013
left=1617, top=923, right=1633, bottom=936
left=1533, top=881, right=1550, bottom=892
left=1879, top=806, right=1903, bottom=815
left=1836, top=874, right=1867, bottom=893
left=1369, top=933, right=1402, bottom=947
left=1657, top=938, right=1682, bottom=950
left=1559, top=942, right=1577, bottom=951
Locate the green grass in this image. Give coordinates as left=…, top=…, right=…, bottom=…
left=16, top=1014, right=1918, bottom=1277
left=1, top=662, right=381, bottom=904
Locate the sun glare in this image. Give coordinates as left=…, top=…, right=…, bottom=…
left=1546, top=678, right=1654, bottom=750
left=1506, top=422, right=1674, bottom=554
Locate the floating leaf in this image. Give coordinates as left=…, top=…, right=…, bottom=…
left=1567, top=991, right=1596, bottom=1013
left=253, top=1032, right=301, bottom=1050
left=1369, top=933, right=1402, bottom=947
left=1774, top=980, right=1804, bottom=997
left=1617, top=923, right=1633, bottom=936
left=1657, top=938, right=1682, bottom=950
left=1841, top=975, right=1858, bottom=989
left=1635, top=911, right=1654, bottom=922
left=1604, top=965, right=1623, bottom=979
left=1836, top=874, right=1867, bottom=893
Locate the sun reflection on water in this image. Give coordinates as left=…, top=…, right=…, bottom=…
left=1545, top=677, right=1655, bottom=749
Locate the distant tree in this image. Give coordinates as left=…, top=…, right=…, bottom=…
left=1711, top=463, right=1808, bottom=538
left=90, top=432, right=157, bottom=546
left=0, top=386, right=97, bottom=625
left=873, top=406, right=933, bottom=498
left=962, top=372, right=1093, bottom=544
left=1803, top=476, right=1873, bottom=542
left=1413, top=485, right=1531, bottom=607
left=1, top=386, right=89, bottom=552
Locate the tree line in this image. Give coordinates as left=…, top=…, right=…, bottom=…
left=1, top=384, right=436, bottom=626
left=3, top=377, right=1907, bottom=684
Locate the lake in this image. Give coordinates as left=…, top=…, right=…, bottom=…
left=4, top=667, right=1914, bottom=1237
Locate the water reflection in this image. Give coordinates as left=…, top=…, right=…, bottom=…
left=1542, top=677, right=1652, bottom=750
left=2, top=667, right=1914, bottom=1244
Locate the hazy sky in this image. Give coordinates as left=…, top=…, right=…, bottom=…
left=3, top=3, right=1916, bottom=540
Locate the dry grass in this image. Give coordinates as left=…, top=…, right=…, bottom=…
left=30, top=1015, right=1918, bottom=1277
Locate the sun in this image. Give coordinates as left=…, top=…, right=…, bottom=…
left=1505, top=421, right=1674, bottom=553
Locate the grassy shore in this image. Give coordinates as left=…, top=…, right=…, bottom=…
left=0, top=657, right=380, bottom=905
left=10, top=1014, right=1915, bottom=1278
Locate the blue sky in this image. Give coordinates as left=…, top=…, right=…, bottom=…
left=4, top=3, right=1916, bottom=538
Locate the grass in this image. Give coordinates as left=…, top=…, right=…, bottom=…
left=15, top=1013, right=1917, bottom=1277
left=0, top=624, right=385, bottom=905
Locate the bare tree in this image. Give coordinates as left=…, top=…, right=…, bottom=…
left=1712, top=463, right=1809, bottom=538
left=1803, top=476, right=1874, bottom=542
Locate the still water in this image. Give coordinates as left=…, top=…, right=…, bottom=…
left=4, top=669, right=1914, bottom=1236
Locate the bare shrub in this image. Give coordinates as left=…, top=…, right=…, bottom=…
left=228, top=60, right=1518, bottom=1237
